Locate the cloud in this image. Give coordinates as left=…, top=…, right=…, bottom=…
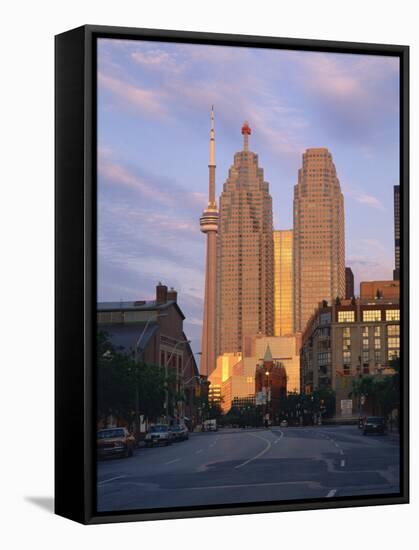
left=98, top=152, right=206, bottom=213
left=287, top=51, right=399, bottom=146
left=99, top=159, right=174, bottom=206
left=343, top=185, right=385, bottom=210
left=131, top=48, right=183, bottom=74
left=98, top=72, right=168, bottom=119
left=347, top=236, right=394, bottom=290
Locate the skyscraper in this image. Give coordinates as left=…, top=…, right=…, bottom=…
left=293, top=147, right=345, bottom=333
left=273, top=230, right=294, bottom=336
left=345, top=267, right=354, bottom=299
left=200, top=108, right=219, bottom=376
left=216, top=122, right=274, bottom=356
left=394, top=185, right=400, bottom=280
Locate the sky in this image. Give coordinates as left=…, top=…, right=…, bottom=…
left=97, top=38, right=400, bottom=357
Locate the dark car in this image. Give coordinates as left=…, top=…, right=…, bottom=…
left=363, top=416, right=387, bottom=435
left=97, top=427, right=136, bottom=458
left=170, top=424, right=189, bottom=441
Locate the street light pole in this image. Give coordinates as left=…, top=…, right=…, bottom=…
left=164, top=339, right=190, bottom=423
left=265, top=371, right=270, bottom=428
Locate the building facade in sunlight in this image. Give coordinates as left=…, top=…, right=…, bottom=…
left=273, top=230, right=294, bottom=336
left=293, top=148, right=345, bottom=333
left=215, top=121, right=274, bottom=356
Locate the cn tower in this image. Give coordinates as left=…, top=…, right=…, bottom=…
left=200, top=107, right=219, bottom=376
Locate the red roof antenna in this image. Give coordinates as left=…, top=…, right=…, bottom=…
left=241, top=120, right=251, bottom=135
left=241, top=120, right=251, bottom=150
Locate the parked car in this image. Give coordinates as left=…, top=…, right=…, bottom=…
left=363, top=416, right=387, bottom=435
left=170, top=424, right=189, bottom=441
left=203, top=419, right=217, bottom=432
left=280, top=419, right=288, bottom=427
left=97, top=427, right=136, bottom=459
left=144, top=424, right=173, bottom=446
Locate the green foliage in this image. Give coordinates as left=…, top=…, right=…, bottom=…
left=97, top=330, right=171, bottom=426
left=220, top=404, right=263, bottom=428
left=350, top=362, right=400, bottom=418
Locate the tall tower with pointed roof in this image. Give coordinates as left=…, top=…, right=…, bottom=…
left=215, top=121, right=274, bottom=356
left=293, top=147, right=345, bottom=333
left=200, top=108, right=219, bottom=377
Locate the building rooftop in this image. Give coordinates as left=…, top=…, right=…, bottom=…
left=97, top=299, right=185, bottom=320
left=102, top=322, right=160, bottom=356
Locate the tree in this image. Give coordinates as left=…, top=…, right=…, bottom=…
left=97, top=330, right=169, bottom=429
left=350, top=365, right=400, bottom=421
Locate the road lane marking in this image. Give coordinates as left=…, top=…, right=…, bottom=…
left=165, top=458, right=181, bottom=465
left=340, top=459, right=345, bottom=467
left=186, top=480, right=321, bottom=491
left=196, top=449, right=203, bottom=454
left=327, top=489, right=337, bottom=498
left=98, top=475, right=126, bottom=486
left=235, top=431, right=282, bottom=469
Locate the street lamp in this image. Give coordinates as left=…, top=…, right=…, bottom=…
left=265, top=371, right=270, bottom=427
left=164, top=339, right=191, bottom=422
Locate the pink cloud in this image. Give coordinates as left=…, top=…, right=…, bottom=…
left=99, top=159, right=174, bottom=206
left=98, top=72, right=168, bottom=119
left=343, top=185, right=385, bottom=210
left=131, top=49, right=183, bottom=74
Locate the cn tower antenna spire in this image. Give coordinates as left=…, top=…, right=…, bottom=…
left=200, top=107, right=219, bottom=377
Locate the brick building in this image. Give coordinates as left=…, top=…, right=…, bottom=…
left=97, top=283, right=200, bottom=426
left=255, top=345, right=287, bottom=424
left=300, top=295, right=400, bottom=418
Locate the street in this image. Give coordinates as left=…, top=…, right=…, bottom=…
left=97, top=426, right=400, bottom=512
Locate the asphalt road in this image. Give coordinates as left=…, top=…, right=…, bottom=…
left=97, top=425, right=400, bottom=512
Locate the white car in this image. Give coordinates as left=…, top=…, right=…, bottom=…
left=144, top=424, right=173, bottom=447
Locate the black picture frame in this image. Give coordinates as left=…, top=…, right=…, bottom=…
left=55, top=24, right=409, bottom=525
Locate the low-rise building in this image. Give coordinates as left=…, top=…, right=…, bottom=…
left=300, top=295, right=400, bottom=418
left=97, top=282, right=200, bottom=426
left=221, top=375, right=255, bottom=413
left=255, top=345, right=287, bottom=424
left=243, top=333, right=301, bottom=393
left=360, top=280, right=400, bottom=300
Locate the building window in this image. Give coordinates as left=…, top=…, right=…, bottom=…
left=318, top=351, right=331, bottom=365
left=342, top=326, right=351, bottom=353
left=387, top=324, right=400, bottom=336
left=363, top=310, right=381, bottom=322
left=374, top=350, right=381, bottom=363
left=338, top=311, right=355, bottom=323
left=343, top=350, right=351, bottom=365
left=388, top=349, right=400, bottom=360
left=386, top=309, right=400, bottom=321
left=362, top=326, right=369, bottom=350
left=388, top=337, right=400, bottom=349
left=320, top=312, right=331, bottom=324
